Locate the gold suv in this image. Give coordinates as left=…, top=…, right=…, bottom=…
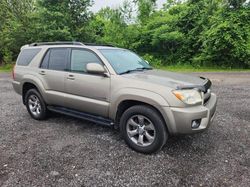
left=12, top=42, right=217, bottom=154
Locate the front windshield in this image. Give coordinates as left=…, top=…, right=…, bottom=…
left=99, top=49, right=152, bottom=74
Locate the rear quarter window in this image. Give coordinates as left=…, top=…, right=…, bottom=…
left=17, top=48, right=41, bottom=66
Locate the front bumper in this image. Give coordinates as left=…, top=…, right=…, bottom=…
left=162, top=93, right=217, bottom=135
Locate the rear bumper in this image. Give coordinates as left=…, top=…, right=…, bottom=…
left=12, top=81, right=22, bottom=95
left=162, top=93, right=217, bottom=135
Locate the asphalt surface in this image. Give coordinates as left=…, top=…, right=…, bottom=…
left=0, top=72, right=249, bottom=186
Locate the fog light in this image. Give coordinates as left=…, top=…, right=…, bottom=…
left=191, top=119, right=201, bottom=129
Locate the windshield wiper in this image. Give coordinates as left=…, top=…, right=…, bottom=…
left=136, top=67, right=153, bottom=70
left=119, top=67, right=153, bottom=75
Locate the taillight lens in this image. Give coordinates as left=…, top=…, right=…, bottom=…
left=12, top=65, right=15, bottom=79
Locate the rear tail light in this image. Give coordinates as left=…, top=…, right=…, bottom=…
left=12, top=65, right=15, bottom=80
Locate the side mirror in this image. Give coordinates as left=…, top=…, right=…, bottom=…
left=86, top=63, right=106, bottom=75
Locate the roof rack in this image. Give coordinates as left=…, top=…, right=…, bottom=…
left=29, top=41, right=116, bottom=47
left=83, top=43, right=115, bottom=47
left=29, top=41, right=85, bottom=46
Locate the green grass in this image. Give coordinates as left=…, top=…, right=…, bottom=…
left=156, top=64, right=250, bottom=72
left=0, top=64, right=13, bottom=72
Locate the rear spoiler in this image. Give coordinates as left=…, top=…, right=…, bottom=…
left=176, top=78, right=212, bottom=93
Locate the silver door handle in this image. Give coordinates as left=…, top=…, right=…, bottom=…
left=67, top=74, right=75, bottom=80
left=39, top=71, right=46, bottom=75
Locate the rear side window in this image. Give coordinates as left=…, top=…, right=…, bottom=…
left=49, top=48, right=68, bottom=71
left=40, top=48, right=69, bottom=71
left=17, top=48, right=41, bottom=66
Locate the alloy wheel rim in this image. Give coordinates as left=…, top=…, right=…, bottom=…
left=28, top=95, right=41, bottom=116
left=126, top=115, right=156, bottom=147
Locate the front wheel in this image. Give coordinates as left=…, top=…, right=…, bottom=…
left=120, top=105, right=168, bottom=154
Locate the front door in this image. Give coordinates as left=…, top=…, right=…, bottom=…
left=64, top=48, right=110, bottom=117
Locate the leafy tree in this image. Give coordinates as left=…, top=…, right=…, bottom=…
left=134, top=0, right=157, bottom=23
left=36, top=0, right=93, bottom=41
left=0, top=0, right=35, bottom=63
left=200, top=2, right=250, bottom=67
left=87, top=4, right=139, bottom=48
left=0, top=0, right=93, bottom=63
left=0, top=0, right=249, bottom=68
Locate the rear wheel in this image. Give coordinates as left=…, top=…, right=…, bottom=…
left=25, top=89, right=47, bottom=120
left=120, top=105, right=168, bottom=154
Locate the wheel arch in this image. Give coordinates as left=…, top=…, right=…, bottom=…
left=22, top=82, right=39, bottom=104
left=21, top=76, right=46, bottom=105
left=114, top=99, right=169, bottom=133
left=110, top=88, right=169, bottom=119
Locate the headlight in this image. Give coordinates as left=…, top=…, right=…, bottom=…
left=172, top=89, right=202, bottom=105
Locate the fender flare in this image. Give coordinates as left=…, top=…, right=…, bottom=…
left=21, top=75, right=47, bottom=103
left=109, top=88, right=169, bottom=120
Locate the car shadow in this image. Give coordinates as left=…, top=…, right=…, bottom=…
left=48, top=111, right=215, bottom=156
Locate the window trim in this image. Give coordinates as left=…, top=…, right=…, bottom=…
left=39, top=49, right=50, bottom=69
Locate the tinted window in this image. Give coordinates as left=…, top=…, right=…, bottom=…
left=71, top=49, right=101, bottom=72
left=17, top=48, right=41, bottom=66
left=48, top=48, right=68, bottom=71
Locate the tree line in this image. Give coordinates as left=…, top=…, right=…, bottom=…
left=0, top=0, right=249, bottom=68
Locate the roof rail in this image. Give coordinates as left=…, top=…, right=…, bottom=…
left=83, top=43, right=115, bottom=47
left=29, top=41, right=85, bottom=46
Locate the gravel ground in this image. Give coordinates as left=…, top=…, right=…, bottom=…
left=0, top=72, right=249, bottom=187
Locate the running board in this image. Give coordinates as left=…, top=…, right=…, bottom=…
left=47, top=106, right=114, bottom=127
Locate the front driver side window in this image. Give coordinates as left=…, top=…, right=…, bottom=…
left=71, top=49, right=102, bottom=73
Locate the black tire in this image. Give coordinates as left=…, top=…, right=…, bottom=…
left=120, top=105, right=168, bottom=154
left=25, top=89, right=48, bottom=120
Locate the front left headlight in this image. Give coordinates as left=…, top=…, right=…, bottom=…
left=172, top=89, right=202, bottom=105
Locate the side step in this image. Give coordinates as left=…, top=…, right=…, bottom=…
left=47, top=106, right=114, bottom=127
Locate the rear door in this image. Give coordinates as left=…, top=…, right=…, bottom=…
left=38, top=48, right=70, bottom=106
left=64, top=48, right=110, bottom=117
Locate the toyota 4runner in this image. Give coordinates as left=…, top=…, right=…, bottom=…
left=12, top=42, right=217, bottom=154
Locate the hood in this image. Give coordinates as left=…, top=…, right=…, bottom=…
left=121, top=69, right=207, bottom=89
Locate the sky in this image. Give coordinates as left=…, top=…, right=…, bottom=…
left=91, top=0, right=166, bottom=12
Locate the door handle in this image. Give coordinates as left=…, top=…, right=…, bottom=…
left=67, top=74, right=75, bottom=80
left=39, top=70, right=46, bottom=75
